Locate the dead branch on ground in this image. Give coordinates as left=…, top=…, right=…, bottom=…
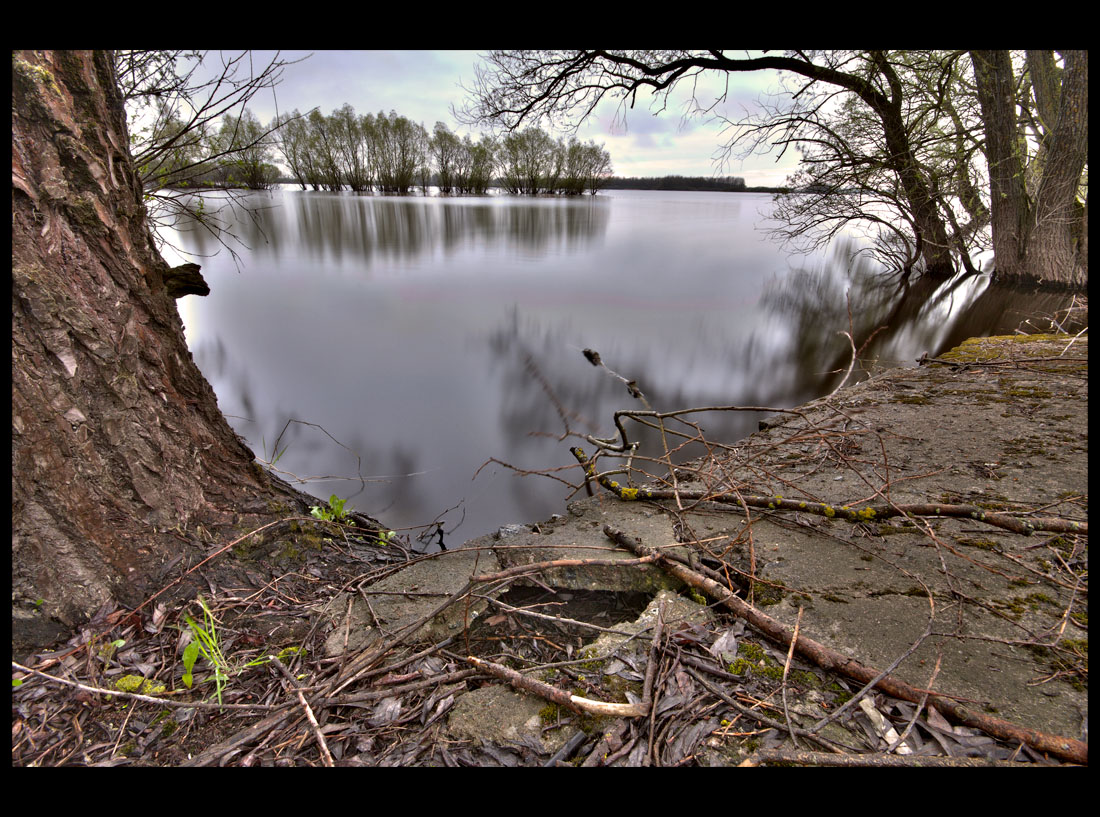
left=602, top=524, right=1088, bottom=765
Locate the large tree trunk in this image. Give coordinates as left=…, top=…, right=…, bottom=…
left=1025, top=50, right=1088, bottom=288
left=12, top=51, right=310, bottom=650
left=972, top=50, right=1088, bottom=288
left=970, top=51, right=1031, bottom=278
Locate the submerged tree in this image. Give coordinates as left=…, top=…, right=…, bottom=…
left=205, top=108, right=280, bottom=189
left=13, top=51, right=314, bottom=651
left=567, top=136, right=614, bottom=194
left=457, top=133, right=498, bottom=194
left=495, top=127, right=611, bottom=195
left=430, top=122, right=464, bottom=193
left=372, top=110, right=430, bottom=194
left=498, top=127, right=556, bottom=193
left=330, top=103, right=372, bottom=192
left=303, top=108, right=344, bottom=190
left=272, top=108, right=314, bottom=189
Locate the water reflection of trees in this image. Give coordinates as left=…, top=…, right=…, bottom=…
left=175, top=191, right=610, bottom=271
left=487, top=249, right=1083, bottom=486
left=760, top=239, right=1084, bottom=404
left=485, top=309, right=769, bottom=481
left=175, top=190, right=1082, bottom=538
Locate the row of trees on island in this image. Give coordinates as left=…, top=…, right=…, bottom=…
left=140, top=101, right=613, bottom=197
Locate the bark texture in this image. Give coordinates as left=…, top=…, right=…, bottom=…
left=1025, top=50, right=1088, bottom=287
left=972, top=50, right=1088, bottom=288
left=12, top=51, right=308, bottom=647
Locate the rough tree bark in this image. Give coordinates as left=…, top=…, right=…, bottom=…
left=971, top=49, right=1088, bottom=288
left=12, top=51, right=311, bottom=650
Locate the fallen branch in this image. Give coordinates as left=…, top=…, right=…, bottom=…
left=572, top=447, right=1087, bottom=536
left=740, top=748, right=1045, bottom=767
left=11, top=661, right=279, bottom=711
left=269, top=655, right=334, bottom=767
left=466, top=656, right=648, bottom=718
left=603, top=525, right=1088, bottom=765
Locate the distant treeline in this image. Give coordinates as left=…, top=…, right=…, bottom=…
left=147, top=102, right=787, bottom=197
left=602, top=175, right=789, bottom=193
left=271, top=172, right=793, bottom=194
left=146, top=103, right=613, bottom=196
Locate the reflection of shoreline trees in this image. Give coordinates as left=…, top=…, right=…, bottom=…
left=759, top=240, right=1085, bottom=403
left=484, top=310, right=766, bottom=487
left=174, top=191, right=610, bottom=265
left=485, top=251, right=1086, bottom=497
left=173, top=188, right=1082, bottom=542
left=188, top=336, right=434, bottom=526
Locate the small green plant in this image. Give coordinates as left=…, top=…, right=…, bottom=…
left=180, top=597, right=271, bottom=706
left=98, top=637, right=126, bottom=663
left=310, top=494, right=351, bottom=523
left=180, top=597, right=304, bottom=706
left=181, top=597, right=230, bottom=704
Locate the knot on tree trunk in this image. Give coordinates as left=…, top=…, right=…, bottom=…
left=163, top=262, right=210, bottom=298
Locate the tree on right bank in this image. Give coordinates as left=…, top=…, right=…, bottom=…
left=459, top=50, right=1087, bottom=288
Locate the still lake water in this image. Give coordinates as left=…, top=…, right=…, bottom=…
left=166, top=188, right=1071, bottom=543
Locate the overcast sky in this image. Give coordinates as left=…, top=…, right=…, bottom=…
left=222, top=50, right=800, bottom=186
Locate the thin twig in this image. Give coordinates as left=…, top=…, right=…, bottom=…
left=780, top=607, right=804, bottom=749
left=268, top=655, right=334, bottom=767
left=11, top=661, right=280, bottom=711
